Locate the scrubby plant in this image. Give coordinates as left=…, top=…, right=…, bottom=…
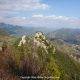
left=10, top=35, right=61, bottom=80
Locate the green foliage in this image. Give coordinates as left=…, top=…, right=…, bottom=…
left=53, top=50, right=80, bottom=80
left=10, top=36, right=61, bottom=80
left=1, top=35, right=80, bottom=80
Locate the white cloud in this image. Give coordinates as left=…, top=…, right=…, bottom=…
left=0, top=14, right=80, bottom=28
left=32, top=14, right=44, bottom=18
left=0, top=0, right=80, bottom=29
left=32, top=14, right=70, bottom=20
left=0, top=0, right=49, bottom=11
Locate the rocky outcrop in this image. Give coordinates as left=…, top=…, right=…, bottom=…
left=18, top=35, right=26, bottom=46
left=18, top=32, right=55, bottom=54
left=33, top=32, right=48, bottom=53
left=34, top=32, right=55, bottom=54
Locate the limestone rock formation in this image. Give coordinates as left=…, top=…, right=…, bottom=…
left=34, top=32, right=55, bottom=54
left=18, top=32, right=55, bottom=54
left=18, top=35, right=26, bottom=46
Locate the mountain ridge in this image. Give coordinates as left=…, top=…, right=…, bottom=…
left=47, top=28, right=80, bottom=44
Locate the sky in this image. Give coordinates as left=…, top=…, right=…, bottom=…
left=0, top=0, right=80, bottom=28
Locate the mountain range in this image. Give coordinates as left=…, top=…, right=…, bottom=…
left=0, top=23, right=54, bottom=36
left=1, top=22, right=80, bottom=45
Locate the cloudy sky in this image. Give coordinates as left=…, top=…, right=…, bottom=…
left=0, top=0, right=80, bottom=28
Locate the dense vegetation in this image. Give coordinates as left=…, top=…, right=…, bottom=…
left=12, top=36, right=61, bottom=79
left=0, top=31, right=80, bottom=80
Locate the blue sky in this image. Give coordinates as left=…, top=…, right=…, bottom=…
left=42, top=0, right=80, bottom=17
left=0, top=0, right=80, bottom=28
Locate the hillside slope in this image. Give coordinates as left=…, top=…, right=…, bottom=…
left=0, top=28, right=9, bottom=36
left=0, top=32, right=80, bottom=80
left=0, top=23, right=55, bottom=36
left=0, top=23, right=28, bottom=36
left=48, top=28, right=80, bottom=44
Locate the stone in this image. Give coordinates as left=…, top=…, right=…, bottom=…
left=18, top=35, right=26, bottom=46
